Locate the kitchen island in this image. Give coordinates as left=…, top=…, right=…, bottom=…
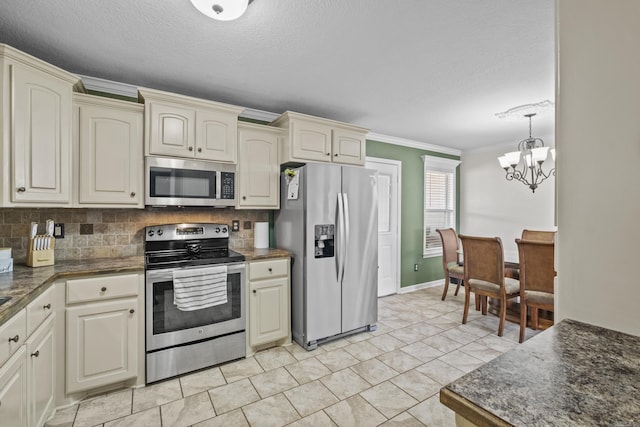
left=440, top=319, right=640, bottom=426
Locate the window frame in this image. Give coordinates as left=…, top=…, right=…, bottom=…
left=421, top=155, right=461, bottom=258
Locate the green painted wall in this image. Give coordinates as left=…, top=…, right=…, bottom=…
left=366, top=139, right=460, bottom=288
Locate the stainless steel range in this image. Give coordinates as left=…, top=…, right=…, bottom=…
left=144, top=223, right=246, bottom=383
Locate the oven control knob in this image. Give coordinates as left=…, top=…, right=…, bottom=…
left=222, top=227, right=228, bottom=233
left=215, top=227, right=221, bottom=233
left=157, top=229, right=163, bottom=236
left=148, top=230, right=154, bottom=237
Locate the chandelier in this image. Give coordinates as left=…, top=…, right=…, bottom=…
left=497, top=113, right=555, bottom=193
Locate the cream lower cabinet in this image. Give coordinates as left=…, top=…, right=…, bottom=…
left=0, top=288, right=56, bottom=427
left=237, top=123, right=281, bottom=209
left=248, top=258, right=291, bottom=350
left=26, top=314, right=55, bottom=427
left=0, top=347, right=28, bottom=427
left=73, top=93, right=144, bottom=207
left=65, top=274, right=139, bottom=394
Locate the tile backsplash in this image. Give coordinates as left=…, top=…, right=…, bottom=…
left=0, top=208, right=269, bottom=263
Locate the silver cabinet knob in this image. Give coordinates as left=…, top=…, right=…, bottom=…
left=43, top=304, right=51, bottom=310
left=130, top=309, right=135, bottom=314
left=31, top=350, right=40, bottom=358
left=101, top=287, right=107, bottom=292
left=8, top=335, right=19, bottom=343
left=130, top=192, right=136, bottom=197
left=188, top=146, right=194, bottom=151
left=17, top=187, right=26, bottom=192
left=197, top=147, right=202, bottom=152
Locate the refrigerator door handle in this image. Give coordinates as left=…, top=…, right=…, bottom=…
left=336, top=192, right=345, bottom=282
left=342, top=192, right=350, bottom=283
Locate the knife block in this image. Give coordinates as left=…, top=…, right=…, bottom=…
left=26, top=236, right=55, bottom=267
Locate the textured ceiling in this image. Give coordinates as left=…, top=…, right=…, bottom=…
left=0, top=0, right=555, bottom=152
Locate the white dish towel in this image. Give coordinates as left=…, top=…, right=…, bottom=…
left=172, top=265, right=228, bottom=311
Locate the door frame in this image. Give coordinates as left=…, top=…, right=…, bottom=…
left=366, top=156, right=402, bottom=296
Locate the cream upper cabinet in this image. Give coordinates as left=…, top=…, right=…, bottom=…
left=139, top=87, right=243, bottom=163
left=271, top=111, right=368, bottom=166
left=0, top=44, right=79, bottom=207
left=237, top=122, right=281, bottom=209
left=247, top=258, right=291, bottom=350
left=73, top=93, right=144, bottom=208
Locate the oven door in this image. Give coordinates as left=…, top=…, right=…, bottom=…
left=145, top=262, right=245, bottom=352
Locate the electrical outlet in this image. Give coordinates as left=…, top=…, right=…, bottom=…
left=231, top=220, right=240, bottom=232
left=54, top=223, right=65, bottom=238
left=414, top=263, right=419, bottom=271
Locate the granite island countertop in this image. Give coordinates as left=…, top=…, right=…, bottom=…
left=440, top=319, right=640, bottom=426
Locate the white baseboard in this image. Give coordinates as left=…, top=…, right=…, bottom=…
left=398, top=279, right=444, bottom=294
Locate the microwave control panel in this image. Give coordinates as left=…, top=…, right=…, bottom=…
left=220, top=172, right=235, bottom=200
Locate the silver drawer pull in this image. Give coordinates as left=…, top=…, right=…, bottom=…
left=31, top=350, right=40, bottom=358
left=8, top=335, right=19, bottom=343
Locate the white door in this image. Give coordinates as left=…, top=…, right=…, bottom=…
left=366, top=157, right=401, bottom=297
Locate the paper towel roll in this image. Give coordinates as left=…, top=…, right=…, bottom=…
left=254, top=222, right=269, bottom=249
left=0, top=248, right=11, bottom=259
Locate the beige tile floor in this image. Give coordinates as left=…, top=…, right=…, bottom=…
left=46, top=285, right=539, bottom=427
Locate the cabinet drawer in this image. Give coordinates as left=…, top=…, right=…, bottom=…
left=249, top=258, right=289, bottom=281
left=0, top=309, right=26, bottom=366
left=26, top=285, right=55, bottom=336
left=67, top=274, right=139, bottom=304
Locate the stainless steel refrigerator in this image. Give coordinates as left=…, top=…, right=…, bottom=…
left=275, top=163, right=378, bottom=350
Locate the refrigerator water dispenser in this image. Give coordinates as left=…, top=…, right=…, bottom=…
left=314, top=224, right=335, bottom=258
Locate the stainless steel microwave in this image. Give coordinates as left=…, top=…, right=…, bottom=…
left=145, top=157, right=236, bottom=207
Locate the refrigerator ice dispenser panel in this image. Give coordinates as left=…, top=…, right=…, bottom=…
left=314, top=224, right=335, bottom=258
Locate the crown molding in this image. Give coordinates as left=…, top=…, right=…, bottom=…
left=366, top=132, right=461, bottom=156
left=78, top=75, right=139, bottom=98
left=239, top=108, right=280, bottom=123
left=73, top=76, right=462, bottom=157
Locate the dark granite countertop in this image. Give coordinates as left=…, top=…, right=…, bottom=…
left=440, top=319, right=640, bottom=426
left=0, top=248, right=292, bottom=327
left=237, top=248, right=292, bottom=261
left=0, top=257, right=144, bottom=326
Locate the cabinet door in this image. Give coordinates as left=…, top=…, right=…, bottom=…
left=0, top=347, right=28, bottom=427
left=77, top=101, right=143, bottom=206
left=237, top=127, right=279, bottom=208
left=249, top=277, right=289, bottom=346
left=66, top=299, right=138, bottom=393
left=11, top=62, right=71, bottom=204
left=291, top=119, right=332, bottom=162
left=147, top=102, right=195, bottom=157
left=26, top=315, right=55, bottom=427
left=332, top=128, right=366, bottom=166
left=195, top=109, right=237, bottom=162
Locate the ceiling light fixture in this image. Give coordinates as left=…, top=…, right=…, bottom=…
left=190, top=0, right=250, bottom=21
left=497, top=113, right=555, bottom=193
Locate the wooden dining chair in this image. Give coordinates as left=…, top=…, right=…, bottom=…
left=436, top=228, right=464, bottom=301
left=515, top=239, right=556, bottom=343
left=458, top=235, right=520, bottom=337
left=521, top=229, right=556, bottom=243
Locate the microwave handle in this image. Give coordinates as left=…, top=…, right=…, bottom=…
left=216, top=171, right=221, bottom=200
